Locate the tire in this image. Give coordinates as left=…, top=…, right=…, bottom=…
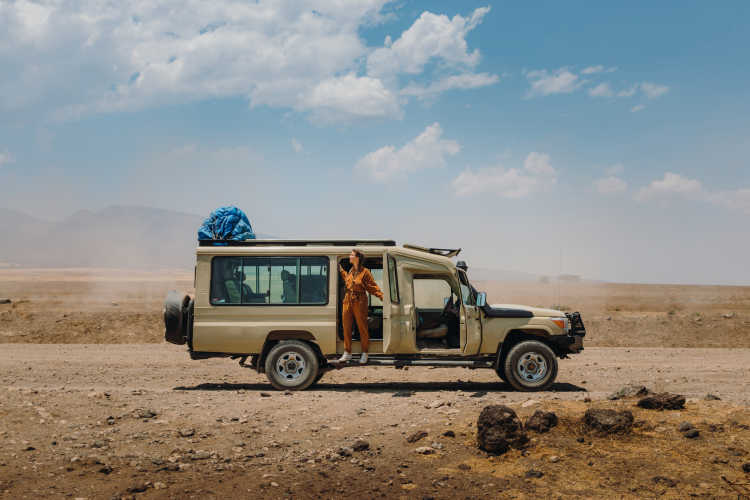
left=264, top=340, right=320, bottom=391
left=164, top=291, right=189, bottom=345
left=503, top=340, right=558, bottom=391
left=311, top=370, right=326, bottom=387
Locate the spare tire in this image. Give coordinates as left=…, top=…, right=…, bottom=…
left=164, top=291, right=190, bottom=345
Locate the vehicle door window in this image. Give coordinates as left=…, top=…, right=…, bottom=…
left=211, top=257, right=243, bottom=304
left=413, top=278, right=454, bottom=309
left=458, top=271, right=475, bottom=306
left=387, top=255, right=399, bottom=304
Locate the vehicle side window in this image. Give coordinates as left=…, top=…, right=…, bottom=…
left=387, top=255, right=399, bottom=304
left=211, top=257, right=243, bottom=304
left=368, top=268, right=384, bottom=307
left=211, top=256, right=328, bottom=305
left=413, top=278, right=453, bottom=309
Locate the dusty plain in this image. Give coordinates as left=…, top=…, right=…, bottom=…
left=1, top=269, right=749, bottom=499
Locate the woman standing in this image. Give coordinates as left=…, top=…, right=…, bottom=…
left=338, top=249, right=384, bottom=364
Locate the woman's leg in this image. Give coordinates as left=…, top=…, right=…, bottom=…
left=353, top=298, right=370, bottom=353
left=342, top=299, right=354, bottom=353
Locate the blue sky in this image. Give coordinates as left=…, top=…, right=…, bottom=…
left=1, top=1, right=749, bottom=284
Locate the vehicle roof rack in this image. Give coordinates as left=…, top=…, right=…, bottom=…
left=199, top=239, right=397, bottom=247
left=403, top=244, right=461, bottom=258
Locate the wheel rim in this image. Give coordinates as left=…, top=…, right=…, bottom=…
left=516, top=352, right=548, bottom=383
left=276, top=351, right=306, bottom=383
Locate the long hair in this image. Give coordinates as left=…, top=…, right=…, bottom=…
left=352, top=249, right=366, bottom=272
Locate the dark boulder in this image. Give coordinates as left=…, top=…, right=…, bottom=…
left=608, top=384, right=650, bottom=400
left=477, top=405, right=528, bottom=454
left=525, top=410, right=558, bottom=433
left=582, top=408, right=634, bottom=435
left=637, top=393, right=686, bottom=410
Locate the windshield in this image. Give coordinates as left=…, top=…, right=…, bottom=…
left=458, top=270, right=475, bottom=305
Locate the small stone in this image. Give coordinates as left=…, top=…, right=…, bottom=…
left=127, top=483, right=149, bottom=494
left=352, top=440, right=369, bottom=452
left=442, top=430, right=455, bottom=438
left=270, top=482, right=279, bottom=487
left=637, top=393, right=686, bottom=410
left=677, top=422, right=694, bottom=432
left=431, top=442, right=443, bottom=450
left=525, top=410, right=558, bottom=433
left=704, top=393, right=721, bottom=401
left=406, top=431, right=428, bottom=443
left=457, top=463, right=471, bottom=471
left=520, top=399, right=539, bottom=408
left=607, top=384, right=650, bottom=400
left=742, top=462, right=750, bottom=473
left=23, top=446, right=35, bottom=451
left=470, top=391, right=487, bottom=398
left=723, top=312, right=736, bottom=319
left=652, top=476, right=677, bottom=487
left=136, top=409, right=157, bottom=419
left=153, top=482, right=167, bottom=490
left=192, top=451, right=211, bottom=460
left=576, top=437, right=585, bottom=443
left=549, top=455, right=560, bottom=463
left=525, top=469, right=543, bottom=478
left=98, top=465, right=113, bottom=474
left=414, top=446, right=435, bottom=455
left=0, top=299, right=10, bottom=304
left=582, top=408, right=634, bottom=435
left=178, top=428, right=195, bottom=437
left=683, top=429, right=700, bottom=439
left=427, top=400, right=445, bottom=409
left=337, top=447, right=353, bottom=457
left=260, top=392, right=272, bottom=397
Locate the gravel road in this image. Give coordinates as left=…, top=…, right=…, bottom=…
left=2, top=345, right=749, bottom=403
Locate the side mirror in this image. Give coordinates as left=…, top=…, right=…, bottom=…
left=476, top=292, right=486, bottom=308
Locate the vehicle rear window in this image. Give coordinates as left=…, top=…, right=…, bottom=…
left=211, top=256, right=329, bottom=305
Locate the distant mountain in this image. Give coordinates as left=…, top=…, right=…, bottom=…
left=0, top=206, right=272, bottom=269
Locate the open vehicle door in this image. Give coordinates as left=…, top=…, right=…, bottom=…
left=382, top=252, right=409, bottom=353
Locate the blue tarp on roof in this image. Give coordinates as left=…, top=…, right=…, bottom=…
left=197, top=206, right=256, bottom=241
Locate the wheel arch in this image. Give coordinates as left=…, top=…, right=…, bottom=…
left=495, top=328, right=561, bottom=371
left=258, top=331, right=325, bottom=373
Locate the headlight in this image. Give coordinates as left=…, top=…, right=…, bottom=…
left=551, top=317, right=569, bottom=332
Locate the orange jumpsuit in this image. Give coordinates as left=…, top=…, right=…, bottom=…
left=340, top=266, right=384, bottom=353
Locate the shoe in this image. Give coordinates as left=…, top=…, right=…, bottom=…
left=359, top=352, right=368, bottom=364
left=338, top=351, right=352, bottom=362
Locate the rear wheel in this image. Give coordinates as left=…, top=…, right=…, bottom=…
left=503, top=340, right=558, bottom=391
left=264, top=340, right=320, bottom=391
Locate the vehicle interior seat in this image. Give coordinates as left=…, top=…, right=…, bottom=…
left=416, top=324, right=448, bottom=339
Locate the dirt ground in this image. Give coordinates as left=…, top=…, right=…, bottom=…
left=1, top=269, right=750, bottom=499
left=1, top=269, right=749, bottom=347
left=1, top=345, right=750, bottom=499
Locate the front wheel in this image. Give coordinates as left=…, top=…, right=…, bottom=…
left=503, top=340, right=558, bottom=391
left=264, top=340, right=320, bottom=391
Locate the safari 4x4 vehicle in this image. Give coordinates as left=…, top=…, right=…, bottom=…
left=164, top=240, right=585, bottom=391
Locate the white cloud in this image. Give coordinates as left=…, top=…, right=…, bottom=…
left=291, top=138, right=303, bottom=153
left=588, top=82, right=614, bottom=98
left=400, top=72, right=499, bottom=99
left=640, top=82, right=670, bottom=99
left=452, top=152, right=556, bottom=197
left=581, top=65, right=617, bottom=75
left=300, top=73, right=400, bottom=120
left=0, top=2, right=493, bottom=122
left=0, top=150, right=14, bottom=167
left=635, top=172, right=750, bottom=214
left=595, top=176, right=628, bottom=194
left=367, top=7, right=490, bottom=78
left=630, top=104, right=646, bottom=113
left=635, top=172, right=703, bottom=201
left=525, top=68, right=583, bottom=97
left=355, top=122, right=460, bottom=182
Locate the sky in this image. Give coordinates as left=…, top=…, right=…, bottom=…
left=1, top=1, right=749, bottom=285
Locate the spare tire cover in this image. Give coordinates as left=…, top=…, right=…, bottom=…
left=164, top=291, right=189, bottom=345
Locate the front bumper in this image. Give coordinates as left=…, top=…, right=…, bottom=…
left=549, top=312, right=586, bottom=355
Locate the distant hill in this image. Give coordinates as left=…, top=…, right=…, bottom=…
left=0, top=206, right=272, bottom=269
left=467, top=267, right=539, bottom=282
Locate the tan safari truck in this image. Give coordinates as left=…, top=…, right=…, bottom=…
left=164, top=240, right=585, bottom=391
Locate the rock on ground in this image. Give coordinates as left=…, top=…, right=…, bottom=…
left=582, top=408, right=634, bottom=435
left=476, top=405, right=528, bottom=455
left=637, top=393, right=686, bottom=410
left=525, top=410, right=558, bottom=433
left=608, top=384, right=651, bottom=400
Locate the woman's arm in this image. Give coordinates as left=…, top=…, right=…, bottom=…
left=338, top=263, right=347, bottom=281
left=363, top=269, right=384, bottom=300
